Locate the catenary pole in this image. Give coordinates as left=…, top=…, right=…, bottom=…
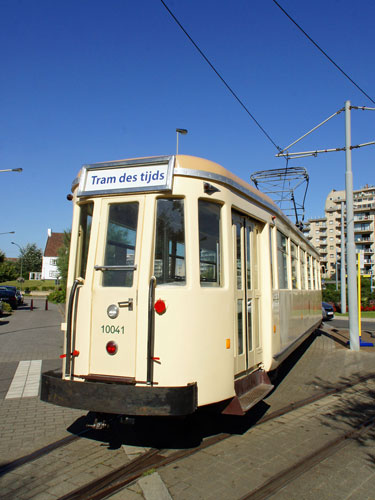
left=345, top=100, right=359, bottom=351
left=340, top=201, right=346, bottom=314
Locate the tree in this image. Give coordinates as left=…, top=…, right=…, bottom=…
left=19, top=243, right=43, bottom=279
left=57, top=230, right=71, bottom=286
left=0, top=260, right=18, bottom=282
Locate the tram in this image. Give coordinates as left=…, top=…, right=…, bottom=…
left=41, top=155, right=321, bottom=416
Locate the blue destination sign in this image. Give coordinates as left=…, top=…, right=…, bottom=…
left=77, top=157, right=174, bottom=197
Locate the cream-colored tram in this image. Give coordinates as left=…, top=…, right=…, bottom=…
left=41, top=155, right=322, bottom=416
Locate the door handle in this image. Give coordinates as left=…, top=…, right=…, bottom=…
left=118, top=298, right=133, bottom=311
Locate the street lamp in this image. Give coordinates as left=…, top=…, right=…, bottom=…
left=0, top=168, right=23, bottom=173
left=176, top=129, right=188, bottom=154
left=0, top=231, right=15, bottom=235
left=11, top=241, right=23, bottom=290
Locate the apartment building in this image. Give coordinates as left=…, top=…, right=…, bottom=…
left=303, top=186, right=375, bottom=279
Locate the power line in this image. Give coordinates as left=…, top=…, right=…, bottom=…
left=159, top=0, right=281, bottom=152
left=271, top=0, right=375, bottom=105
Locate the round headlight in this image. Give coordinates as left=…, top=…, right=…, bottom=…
left=107, top=304, right=119, bottom=319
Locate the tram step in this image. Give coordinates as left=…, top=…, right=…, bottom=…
left=237, top=382, right=274, bottom=412
left=222, top=370, right=274, bottom=415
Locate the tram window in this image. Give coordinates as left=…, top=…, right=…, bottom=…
left=102, top=203, right=139, bottom=287
left=277, top=230, right=288, bottom=289
left=300, top=249, right=306, bottom=289
left=307, top=255, right=312, bottom=290
left=198, top=201, right=221, bottom=286
left=76, top=202, right=93, bottom=279
left=291, top=242, right=298, bottom=289
left=313, top=259, right=319, bottom=289
left=269, top=226, right=275, bottom=288
left=154, top=198, right=186, bottom=285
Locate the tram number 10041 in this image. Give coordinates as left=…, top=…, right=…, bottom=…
left=101, top=325, right=125, bottom=334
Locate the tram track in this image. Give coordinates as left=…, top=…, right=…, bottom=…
left=1, top=372, right=373, bottom=499
left=41, top=373, right=373, bottom=500
left=2, top=371, right=373, bottom=480
left=240, top=415, right=375, bottom=500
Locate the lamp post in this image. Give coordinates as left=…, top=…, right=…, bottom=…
left=0, top=168, right=23, bottom=173
left=0, top=231, right=15, bottom=235
left=340, top=201, right=346, bottom=314
left=11, top=241, right=23, bottom=291
left=345, top=101, right=360, bottom=351
left=176, top=129, right=188, bottom=154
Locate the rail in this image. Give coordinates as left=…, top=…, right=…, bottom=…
left=65, top=278, right=82, bottom=378
left=147, top=276, right=156, bottom=385
left=94, top=265, right=137, bottom=271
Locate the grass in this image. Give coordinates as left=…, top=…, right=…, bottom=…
left=0, top=279, right=59, bottom=292
left=335, top=311, right=375, bottom=319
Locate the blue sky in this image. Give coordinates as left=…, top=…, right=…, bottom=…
left=1, top=0, right=374, bottom=257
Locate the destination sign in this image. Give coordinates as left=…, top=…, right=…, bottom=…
left=77, top=157, right=174, bottom=196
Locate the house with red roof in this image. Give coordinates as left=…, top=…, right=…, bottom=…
left=42, top=229, right=64, bottom=280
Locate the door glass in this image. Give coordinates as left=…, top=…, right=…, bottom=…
left=237, top=299, right=243, bottom=355
left=102, top=202, right=139, bottom=287
left=247, top=299, right=253, bottom=352
left=76, top=202, right=93, bottom=279
left=246, top=226, right=252, bottom=289
left=154, top=198, right=186, bottom=285
left=236, top=222, right=242, bottom=289
left=198, top=201, right=221, bottom=286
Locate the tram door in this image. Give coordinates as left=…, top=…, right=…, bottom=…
left=89, top=198, right=144, bottom=378
left=232, top=212, right=262, bottom=375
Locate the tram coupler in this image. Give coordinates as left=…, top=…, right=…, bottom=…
left=86, top=416, right=110, bottom=430
left=120, top=416, right=135, bottom=425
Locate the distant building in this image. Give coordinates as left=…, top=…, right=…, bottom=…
left=303, top=186, right=375, bottom=279
left=41, top=229, right=64, bottom=280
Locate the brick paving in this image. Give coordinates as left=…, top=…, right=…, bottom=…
left=1, top=303, right=375, bottom=499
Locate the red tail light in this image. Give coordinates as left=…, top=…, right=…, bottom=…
left=106, top=341, right=118, bottom=355
left=154, top=299, right=166, bottom=315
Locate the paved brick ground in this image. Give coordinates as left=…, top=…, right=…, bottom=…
left=1, top=303, right=375, bottom=499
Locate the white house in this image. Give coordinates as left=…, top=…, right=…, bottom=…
left=41, top=229, right=64, bottom=280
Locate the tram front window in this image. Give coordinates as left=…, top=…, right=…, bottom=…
left=103, top=203, right=139, bottom=287
left=76, top=202, right=93, bottom=279
left=154, top=198, right=186, bottom=285
left=198, top=200, right=221, bottom=286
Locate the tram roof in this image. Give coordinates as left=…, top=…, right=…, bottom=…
left=73, top=154, right=318, bottom=254
left=74, top=154, right=277, bottom=207
left=175, top=155, right=278, bottom=208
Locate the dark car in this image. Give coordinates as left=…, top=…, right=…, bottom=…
left=1, top=286, right=23, bottom=305
left=0, top=287, right=18, bottom=309
left=322, top=301, right=334, bottom=321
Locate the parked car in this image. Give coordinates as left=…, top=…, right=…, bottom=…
left=0, top=287, right=18, bottom=309
left=322, top=301, right=334, bottom=321
left=0, top=286, right=23, bottom=305
left=0, top=299, right=3, bottom=316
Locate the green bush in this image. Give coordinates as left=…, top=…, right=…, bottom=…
left=48, top=289, right=66, bottom=304
left=1, top=301, right=12, bottom=313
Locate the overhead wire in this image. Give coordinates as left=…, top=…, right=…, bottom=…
left=271, top=0, right=375, bottom=105
left=159, top=0, right=282, bottom=152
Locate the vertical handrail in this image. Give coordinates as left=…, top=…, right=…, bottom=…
left=65, top=278, right=82, bottom=378
left=147, top=276, right=156, bottom=385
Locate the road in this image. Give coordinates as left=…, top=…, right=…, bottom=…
left=328, top=316, right=375, bottom=335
